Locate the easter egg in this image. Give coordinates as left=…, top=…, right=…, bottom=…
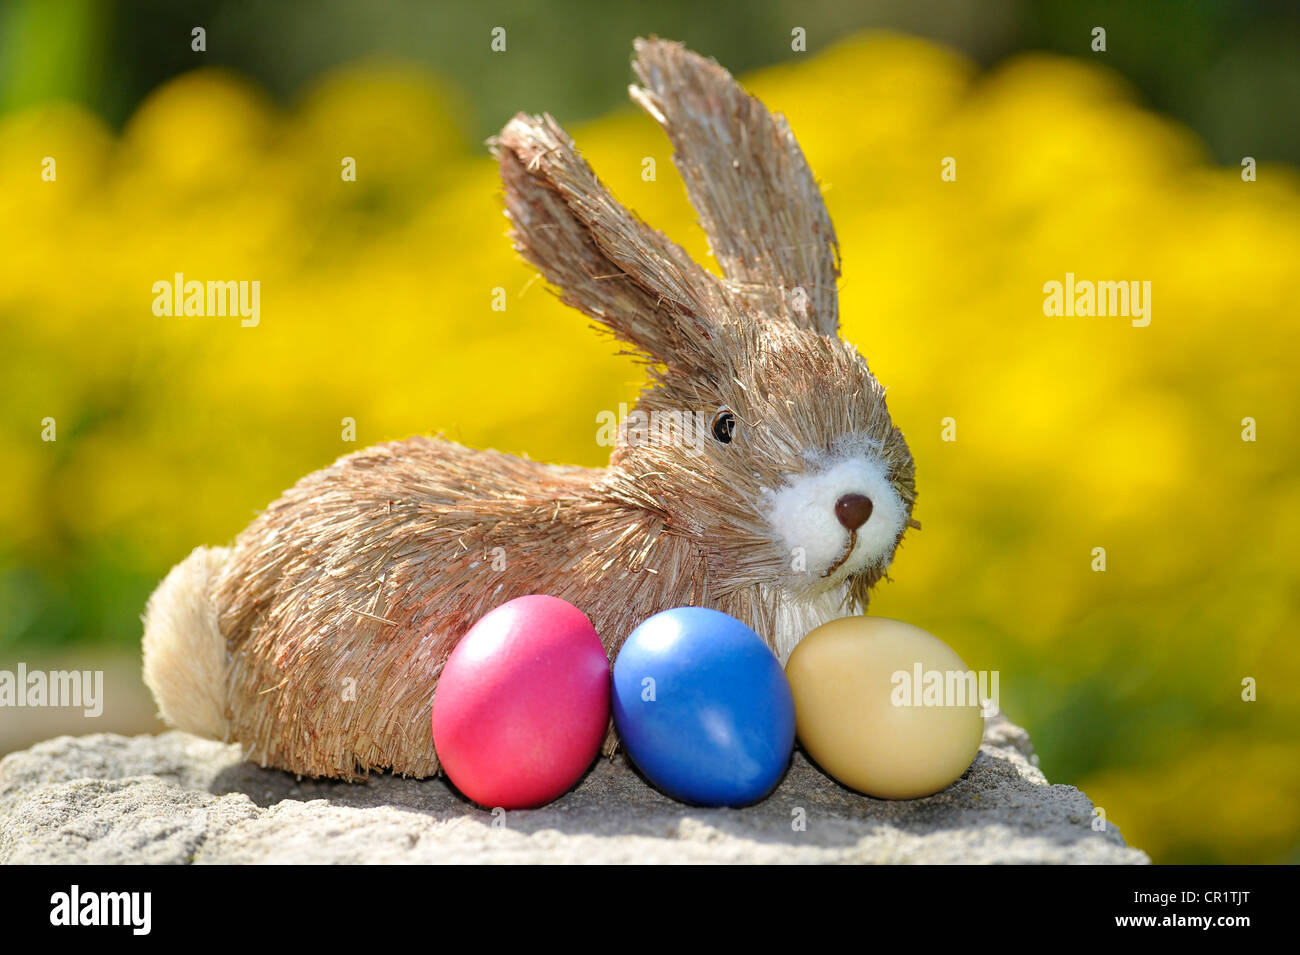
left=612, top=607, right=795, bottom=806
left=785, top=616, right=985, bottom=799
left=431, top=594, right=610, bottom=809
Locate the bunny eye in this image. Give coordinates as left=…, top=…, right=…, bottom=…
left=711, top=408, right=737, bottom=444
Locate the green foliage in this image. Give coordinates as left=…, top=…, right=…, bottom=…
left=1, top=27, right=1297, bottom=864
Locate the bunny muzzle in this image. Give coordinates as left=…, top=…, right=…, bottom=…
left=765, top=449, right=908, bottom=589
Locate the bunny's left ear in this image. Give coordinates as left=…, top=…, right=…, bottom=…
left=630, top=37, right=841, bottom=339
left=492, top=112, right=733, bottom=374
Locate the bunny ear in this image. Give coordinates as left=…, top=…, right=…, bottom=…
left=630, top=37, right=841, bottom=338
left=491, top=112, right=731, bottom=370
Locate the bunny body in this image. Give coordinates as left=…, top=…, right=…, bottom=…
left=142, top=38, right=917, bottom=779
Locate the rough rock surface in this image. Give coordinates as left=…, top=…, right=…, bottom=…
left=0, top=714, right=1147, bottom=864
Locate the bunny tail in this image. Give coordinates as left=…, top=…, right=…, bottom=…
left=141, top=545, right=232, bottom=741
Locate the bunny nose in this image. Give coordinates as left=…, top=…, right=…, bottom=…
left=835, top=493, right=874, bottom=531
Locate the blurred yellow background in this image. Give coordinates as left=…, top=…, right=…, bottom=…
left=2, top=29, right=1297, bottom=863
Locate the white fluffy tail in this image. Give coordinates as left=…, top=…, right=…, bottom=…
left=141, top=545, right=232, bottom=741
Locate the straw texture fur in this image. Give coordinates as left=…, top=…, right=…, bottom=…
left=141, top=38, right=916, bottom=780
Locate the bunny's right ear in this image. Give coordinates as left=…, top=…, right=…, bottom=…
left=630, top=38, right=841, bottom=339
left=491, top=113, right=730, bottom=372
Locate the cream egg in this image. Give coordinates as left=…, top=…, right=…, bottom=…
left=785, top=616, right=985, bottom=799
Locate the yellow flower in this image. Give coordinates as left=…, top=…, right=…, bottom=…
left=2, top=31, right=1297, bottom=862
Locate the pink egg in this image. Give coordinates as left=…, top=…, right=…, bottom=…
left=431, top=594, right=610, bottom=809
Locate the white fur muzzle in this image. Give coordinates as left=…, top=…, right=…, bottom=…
left=764, top=452, right=906, bottom=586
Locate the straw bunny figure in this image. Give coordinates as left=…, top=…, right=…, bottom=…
left=142, top=37, right=918, bottom=779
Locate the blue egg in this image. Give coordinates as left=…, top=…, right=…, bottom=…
left=612, top=607, right=796, bottom=806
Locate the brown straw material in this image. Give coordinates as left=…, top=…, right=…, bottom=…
left=143, top=38, right=916, bottom=779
